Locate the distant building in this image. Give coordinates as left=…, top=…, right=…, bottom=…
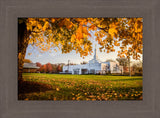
left=23, top=63, right=40, bottom=73
left=62, top=48, right=123, bottom=75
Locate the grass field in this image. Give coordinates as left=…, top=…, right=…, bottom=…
left=18, top=73, right=143, bottom=100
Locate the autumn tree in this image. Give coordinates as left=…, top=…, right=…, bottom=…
left=46, top=63, right=53, bottom=73
left=132, top=61, right=143, bottom=74
left=18, top=18, right=142, bottom=81
left=51, top=64, right=57, bottom=73
left=39, top=65, right=44, bottom=73
left=24, top=59, right=32, bottom=63
left=39, top=64, right=47, bottom=73
left=116, top=57, right=129, bottom=67
left=43, top=64, right=47, bottom=73
left=36, top=62, right=42, bottom=71
left=57, top=64, right=62, bottom=73
left=36, top=62, right=42, bottom=67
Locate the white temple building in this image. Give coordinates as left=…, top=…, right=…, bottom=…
left=62, top=48, right=123, bottom=75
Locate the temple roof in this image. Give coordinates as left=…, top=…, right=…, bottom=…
left=23, top=63, right=40, bottom=69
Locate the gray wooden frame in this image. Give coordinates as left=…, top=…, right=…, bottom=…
left=0, top=0, right=160, bottom=118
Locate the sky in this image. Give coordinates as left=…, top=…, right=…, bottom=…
left=25, top=32, right=142, bottom=65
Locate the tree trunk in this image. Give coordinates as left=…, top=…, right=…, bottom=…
left=18, top=21, right=30, bottom=82
left=128, top=57, right=131, bottom=77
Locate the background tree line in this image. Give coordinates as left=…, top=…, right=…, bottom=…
left=36, top=62, right=64, bottom=74
left=116, top=57, right=143, bottom=76
left=24, top=59, right=64, bottom=73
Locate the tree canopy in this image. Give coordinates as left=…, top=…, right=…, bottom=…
left=24, top=59, right=32, bottom=63
left=19, top=18, right=143, bottom=59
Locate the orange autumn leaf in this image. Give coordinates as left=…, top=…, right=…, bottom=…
left=108, top=24, right=117, bottom=39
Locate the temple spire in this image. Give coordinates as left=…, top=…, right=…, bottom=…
left=94, top=44, right=98, bottom=60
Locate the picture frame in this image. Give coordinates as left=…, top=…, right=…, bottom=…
left=0, top=0, right=160, bottom=118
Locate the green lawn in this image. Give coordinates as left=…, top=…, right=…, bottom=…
left=18, top=73, right=143, bottom=100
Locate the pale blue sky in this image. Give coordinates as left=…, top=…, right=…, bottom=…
left=25, top=31, right=142, bottom=65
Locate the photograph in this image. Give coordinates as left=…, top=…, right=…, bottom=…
left=18, top=18, right=143, bottom=100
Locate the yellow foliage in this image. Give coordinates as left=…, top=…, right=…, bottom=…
left=42, top=21, right=49, bottom=31
left=22, top=17, right=143, bottom=60
left=56, top=88, right=59, bottom=91
left=108, top=23, right=117, bottom=38
left=51, top=18, right=55, bottom=23
left=63, top=19, right=73, bottom=29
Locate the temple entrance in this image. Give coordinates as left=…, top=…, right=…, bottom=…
left=89, top=69, right=95, bottom=74
left=81, top=69, right=88, bottom=74
left=73, top=69, right=80, bottom=74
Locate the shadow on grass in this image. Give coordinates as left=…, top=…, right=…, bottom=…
left=18, top=80, right=53, bottom=94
